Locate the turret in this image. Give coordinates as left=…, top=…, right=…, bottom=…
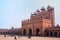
left=47, top=5, right=54, bottom=11
left=36, top=9, right=40, bottom=13
left=41, top=6, right=45, bottom=11
left=47, top=5, right=51, bottom=9
left=47, top=5, right=55, bottom=27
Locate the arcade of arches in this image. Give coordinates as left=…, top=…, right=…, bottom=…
left=44, top=30, right=60, bottom=37
left=22, top=28, right=60, bottom=37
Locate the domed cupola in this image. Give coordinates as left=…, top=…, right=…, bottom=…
left=41, top=6, right=45, bottom=11
left=47, top=5, right=51, bottom=9
left=36, top=9, right=40, bottom=12
left=47, top=5, right=54, bottom=11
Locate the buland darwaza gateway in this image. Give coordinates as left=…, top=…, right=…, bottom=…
left=0, top=5, right=60, bottom=37
left=21, top=5, right=60, bottom=37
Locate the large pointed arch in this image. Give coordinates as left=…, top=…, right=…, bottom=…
left=28, top=29, right=32, bottom=36
left=23, top=29, right=26, bottom=36
left=36, top=28, right=40, bottom=36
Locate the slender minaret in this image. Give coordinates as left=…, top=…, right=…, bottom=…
left=47, top=5, right=55, bottom=27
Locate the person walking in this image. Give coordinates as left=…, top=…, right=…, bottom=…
left=14, top=36, right=17, bottom=40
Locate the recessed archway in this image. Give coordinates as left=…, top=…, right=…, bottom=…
left=54, top=32, right=57, bottom=37
left=50, top=32, right=53, bottom=37
left=45, top=31, right=49, bottom=36
left=28, top=29, right=32, bottom=36
left=36, top=28, right=40, bottom=36
left=59, top=32, right=60, bottom=37
left=23, top=29, right=26, bottom=36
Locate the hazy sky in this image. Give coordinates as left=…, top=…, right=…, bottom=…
left=0, top=0, right=60, bottom=29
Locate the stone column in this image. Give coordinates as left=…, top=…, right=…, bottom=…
left=53, top=32, right=54, bottom=37
left=49, top=32, right=50, bottom=37
left=26, top=30, right=28, bottom=36
left=57, top=32, right=59, bottom=37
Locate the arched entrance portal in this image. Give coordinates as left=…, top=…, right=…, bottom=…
left=59, top=32, right=60, bottom=37
left=50, top=32, right=53, bottom=37
left=54, top=32, right=57, bottom=37
left=23, top=29, right=26, bottom=36
left=28, top=29, right=32, bottom=36
left=36, top=28, right=40, bottom=36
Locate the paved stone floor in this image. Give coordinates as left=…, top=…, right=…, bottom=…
left=0, top=35, right=60, bottom=40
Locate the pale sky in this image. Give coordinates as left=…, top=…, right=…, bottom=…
left=0, top=0, right=60, bottom=29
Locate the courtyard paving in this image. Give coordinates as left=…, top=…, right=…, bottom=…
left=0, top=35, right=60, bottom=40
